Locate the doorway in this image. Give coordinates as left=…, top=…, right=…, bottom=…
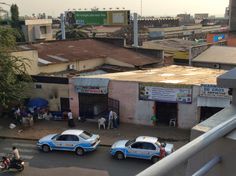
left=156, top=102, right=178, bottom=125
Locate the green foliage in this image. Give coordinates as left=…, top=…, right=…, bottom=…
left=10, top=4, right=25, bottom=42
left=10, top=4, right=19, bottom=29
left=0, top=27, right=31, bottom=108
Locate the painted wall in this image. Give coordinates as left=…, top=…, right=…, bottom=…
left=69, top=78, right=79, bottom=118
left=105, top=57, right=134, bottom=68
left=186, top=107, right=236, bottom=176
left=11, top=50, right=40, bottom=75
left=108, top=81, right=156, bottom=126
left=77, top=58, right=105, bottom=71
left=25, top=82, right=69, bottom=111
left=178, top=86, right=200, bottom=129
left=39, top=62, right=74, bottom=74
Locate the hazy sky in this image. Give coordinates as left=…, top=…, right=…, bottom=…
left=3, top=0, right=229, bottom=17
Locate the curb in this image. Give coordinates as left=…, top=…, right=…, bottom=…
left=0, top=136, right=112, bottom=147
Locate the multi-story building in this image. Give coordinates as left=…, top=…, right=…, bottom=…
left=21, top=19, right=53, bottom=42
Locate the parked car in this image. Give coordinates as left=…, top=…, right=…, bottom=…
left=110, top=136, right=174, bottom=163
left=37, top=129, right=100, bottom=155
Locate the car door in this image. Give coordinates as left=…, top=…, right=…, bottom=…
left=127, top=142, right=146, bottom=159
left=52, top=134, right=67, bottom=150
left=52, top=135, right=79, bottom=151
left=141, top=142, right=158, bottom=159
left=64, top=135, right=80, bottom=151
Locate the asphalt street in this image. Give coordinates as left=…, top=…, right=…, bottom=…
left=0, top=139, right=152, bottom=176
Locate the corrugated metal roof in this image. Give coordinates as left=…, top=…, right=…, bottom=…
left=74, top=77, right=110, bottom=87
left=77, top=65, right=226, bottom=86
left=193, top=46, right=236, bottom=64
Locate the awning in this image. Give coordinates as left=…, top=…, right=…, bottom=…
left=74, top=77, right=110, bottom=94
left=197, top=96, right=231, bottom=108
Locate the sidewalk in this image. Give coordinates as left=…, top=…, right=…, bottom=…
left=0, top=117, right=190, bottom=148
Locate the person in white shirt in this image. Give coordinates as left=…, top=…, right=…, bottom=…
left=107, top=110, right=114, bottom=129
left=12, top=146, right=20, bottom=160
left=98, top=117, right=106, bottom=129
left=67, top=110, right=75, bottom=127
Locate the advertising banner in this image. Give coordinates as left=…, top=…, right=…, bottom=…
left=139, top=84, right=192, bottom=103
left=76, top=86, right=108, bottom=94
left=75, top=11, right=107, bottom=25
left=66, top=10, right=129, bottom=26
left=200, top=84, right=229, bottom=98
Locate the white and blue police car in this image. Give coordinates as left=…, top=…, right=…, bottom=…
left=110, top=136, right=174, bottom=163
left=37, top=129, right=100, bottom=155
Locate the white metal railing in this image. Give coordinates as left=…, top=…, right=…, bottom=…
left=137, top=114, right=236, bottom=176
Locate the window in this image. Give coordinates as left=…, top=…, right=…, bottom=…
left=125, top=139, right=135, bottom=147
left=35, top=84, right=42, bottom=89
left=131, top=142, right=143, bottom=149
left=142, top=142, right=156, bottom=150
left=79, top=131, right=92, bottom=140
left=66, top=135, right=79, bottom=141
left=40, top=26, right=47, bottom=34
left=56, top=135, right=67, bottom=141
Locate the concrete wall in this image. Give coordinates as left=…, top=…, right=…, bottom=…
left=69, top=78, right=79, bottom=118
left=106, top=57, right=134, bottom=68
left=108, top=81, right=137, bottom=123
left=11, top=50, right=40, bottom=75
left=186, top=105, right=236, bottom=176
left=77, top=58, right=105, bottom=71
left=230, top=0, right=236, bottom=31
left=193, top=62, right=236, bottom=70
left=26, top=82, right=69, bottom=111
left=39, top=62, right=73, bottom=74
left=178, top=86, right=200, bottom=129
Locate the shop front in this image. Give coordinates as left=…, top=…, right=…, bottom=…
left=197, top=84, right=231, bottom=121
left=74, top=78, right=110, bottom=119
left=139, top=83, right=192, bottom=126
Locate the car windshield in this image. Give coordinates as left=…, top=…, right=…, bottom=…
left=52, top=134, right=59, bottom=140
left=125, top=139, right=135, bottom=147
left=79, top=131, right=93, bottom=140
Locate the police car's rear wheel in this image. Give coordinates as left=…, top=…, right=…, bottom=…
left=76, top=147, right=84, bottom=156
left=115, top=152, right=124, bottom=160
left=151, top=156, right=159, bottom=163
left=42, top=145, right=50, bottom=152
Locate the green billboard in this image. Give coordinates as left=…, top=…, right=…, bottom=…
left=75, top=11, right=107, bottom=25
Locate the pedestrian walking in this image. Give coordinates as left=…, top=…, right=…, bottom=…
left=67, top=110, right=75, bottom=127
left=98, top=117, right=106, bottom=129
left=107, top=110, right=114, bottom=129
left=113, top=111, right=119, bottom=128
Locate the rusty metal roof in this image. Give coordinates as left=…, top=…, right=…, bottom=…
left=24, top=39, right=160, bottom=66
left=79, top=65, right=226, bottom=86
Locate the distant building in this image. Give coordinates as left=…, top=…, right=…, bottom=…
left=21, top=19, right=53, bottom=42
left=225, top=6, right=230, bottom=19
left=135, top=17, right=179, bottom=28
left=177, top=14, right=194, bottom=25
left=194, top=13, right=209, bottom=23
left=17, top=39, right=163, bottom=76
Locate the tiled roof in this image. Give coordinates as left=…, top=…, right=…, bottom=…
left=25, top=39, right=160, bottom=66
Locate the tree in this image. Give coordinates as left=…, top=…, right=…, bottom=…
left=56, top=25, right=89, bottom=40
left=10, top=4, right=19, bottom=29
left=10, top=4, right=25, bottom=42
left=0, top=27, right=31, bottom=108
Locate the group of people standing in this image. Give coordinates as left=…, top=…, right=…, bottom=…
left=98, top=110, right=119, bottom=130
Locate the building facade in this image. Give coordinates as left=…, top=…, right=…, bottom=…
left=70, top=65, right=229, bottom=129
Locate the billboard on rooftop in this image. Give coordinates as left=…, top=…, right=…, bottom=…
left=65, top=10, right=130, bottom=26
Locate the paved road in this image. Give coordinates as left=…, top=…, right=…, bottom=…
left=0, top=139, right=187, bottom=176
left=0, top=139, right=153, bottom=176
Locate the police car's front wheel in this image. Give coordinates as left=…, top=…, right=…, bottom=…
left=115, top=151, right=124, bottom=160
left=42, top=145, right=50, bottom=153
left=75, top=147, right=84, bottom=156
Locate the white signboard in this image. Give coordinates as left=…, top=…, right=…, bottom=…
left=112, top=12, right=124, bottom=24
left=200, top=84, right=229, bottom=98
left=139, top=84, right=192, bottom=103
